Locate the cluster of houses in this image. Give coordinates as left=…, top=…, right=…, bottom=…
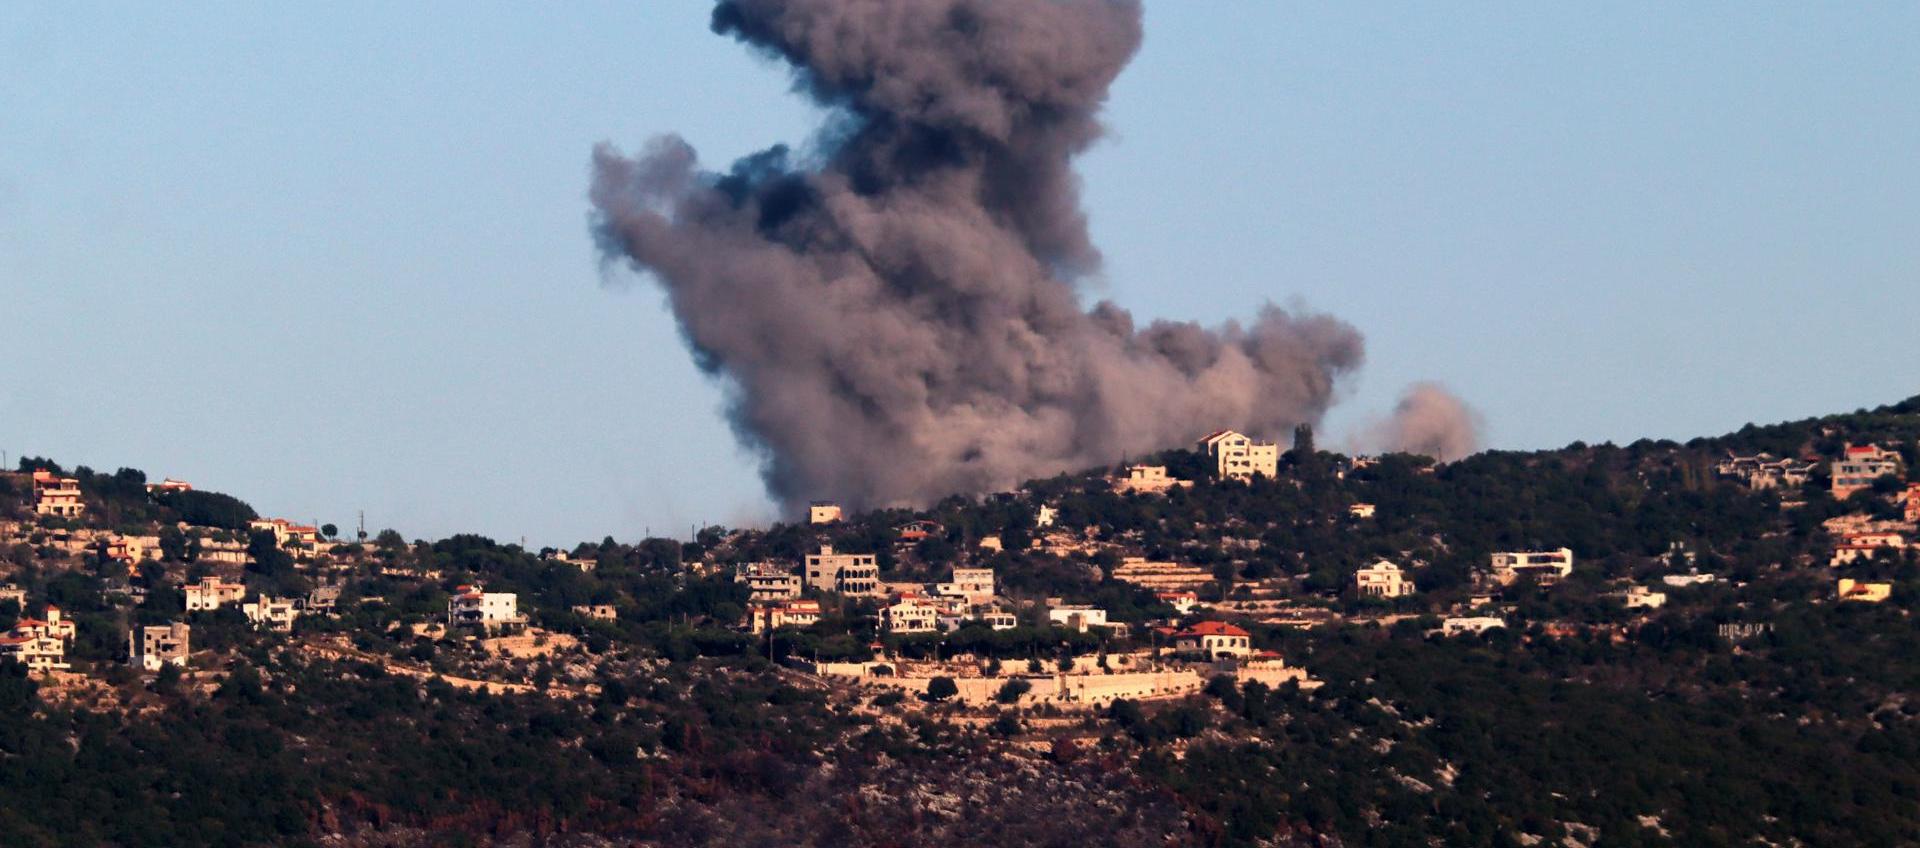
left=1716, top=442, right=1908, bottom=501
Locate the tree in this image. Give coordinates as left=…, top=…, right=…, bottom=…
left=995, top=678, right=1032, bottom=704
left=925, top=676, right=958, bottom=702
left=321, top=523, right=338, bottom=539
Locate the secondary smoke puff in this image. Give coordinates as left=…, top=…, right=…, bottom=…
left=591, top=0, right=1367, bottom=512
left=1370, top=382, right=1483, bottom=462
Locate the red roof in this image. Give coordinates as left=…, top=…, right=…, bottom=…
left=1178, top=620, right=1250, bottom=638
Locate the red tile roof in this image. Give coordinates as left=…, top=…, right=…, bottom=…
left=1178, top=620, right=1250, bottom=638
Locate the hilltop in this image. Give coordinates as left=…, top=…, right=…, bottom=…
left=0, top=395, right=1917, bottom=846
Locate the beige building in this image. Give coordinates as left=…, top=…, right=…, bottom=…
left=1348, top=503, right=1377, bottom=519
left=1111, top=557, right=1213, bottom=591
left=803, top=546, right=880, bottom=597
left=936, top=567, right=996, bottom=604
left=1198, top=430, right=1279, bottom=481
left=808, top=502, right=843, bottom=525
left=242, top=597, right=300, bottom=631
left=747, top=599, right=822, bottom=633
left=1623, top=585, right=1668, bottom=609
left=881, top=596, right=940, bottom=634
left=185, top=577, right=247, bottom=612
left=1048, top=604, right=1109, bottom=632
left=1113, top=465, right=1185, bottom=495
left=1489, top=548, right=1574, bottom=585
left=1832, top=444, right=1902, bottom=499
left=1838, top=578, right=1893, bottom=604
left=572, top=604, right=617, bottom=621
left=1, top=606, right=75, bottom=672
left=30, top=470, right=84, bottom=518
left=129, top=622, right=191, bottom=671
left=737, top=564, right=803, bottom=602
left=1355, top=560, right=1415, bottom=598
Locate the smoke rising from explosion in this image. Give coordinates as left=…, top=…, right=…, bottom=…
left=1364, top=382, right=1484, bottom=462
left=591, top=0, right=1473, bottom=512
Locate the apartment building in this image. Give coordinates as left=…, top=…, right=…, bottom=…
left=935, top=567, right=996, bottom=604
left=803, top=546, right=880, bottom=597
left=447, top=586, right=525, bottom=632
left=1832, top=444, right=1902, bottom=499
left=1198, top=430, right=1279, bottom=481
left=30, top=470, right=84, bottom=518
left=736, top=562, right=803, bottom=601
left=881, top=595, right=940, bottom=634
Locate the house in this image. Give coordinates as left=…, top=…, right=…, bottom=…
left=1354, top=560, right=1415, bottom=598
left=1837, top=579, right=1893, bottom=604
left=1713, top=453, right=1816, bottom=490
left=1489, top=548, right=1574, bottom=585
left=1831, top=532, right=1906, bottom=567
left=881, top=595, right=940, bottom=634
left=543, top=551, right=597, bottom=572
left=803, top=546, right=880, bottom=597
left=1036, top=505, right=1057, bottom=528
left=1623, top=585, right=1667, bottom=610
left=746, top=599, right=822, bottom=633
left=808, top=501, right=843, bottom=525
left=977, top=609, right=1018, bottom=630
left=0, top=585, right=25, bottom=609
left=1832, top=444, right=1902, bottom=499
left=935, top=567, right=996, bottom=604
left=1441, top=616, right=1506, bottom=636
left=1173, top=621, right=1253, bottom=659
left=1348, top=503, right=1377, bottom=519
left=1198, top=430, right=1279, bottom=480
left=1156, top=591, right=1199, bottom=615
left=0, top=606, right=75, bottom=672
left=1113, top=465, right=1186, bottom=495
left=129, top=622, right=191, bottom=671
left=736, top=563, right=803, bottom=601
left=1662, top=572, right=1718, bottom=588
left=184, top=577, right=247, bottom=611
left=447, top=586, right=525, bottom=632
left=248, top=518, right=321, bottom=551
left=144, top=478, right=194, bottom=494
left=30, top=470, right=84, bottom=518
left=572, top=604, right=617, bottom=621
left=1048, top=604, right=1109, bottom=632
left=242, top=597, right=300, bottom=632
left=895, top=519, right=943, bottom=541
left=977, top=535, right=1003, bottom=553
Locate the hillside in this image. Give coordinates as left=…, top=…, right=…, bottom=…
left=0, top=395, right=1917, bottom=846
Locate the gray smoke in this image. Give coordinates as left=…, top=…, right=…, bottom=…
left=1367, top=382, right=1483, bottom=462
left=590, top=0, right=1370, bottom=513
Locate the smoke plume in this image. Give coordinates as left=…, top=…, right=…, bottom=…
left=1366, top=382, right=1483, bottom=462
left=591, top=0, right=1373, bottom=512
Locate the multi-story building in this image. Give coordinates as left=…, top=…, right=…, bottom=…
left=1173, top=621, right=1252, bottom=660
left=746, top=599, right=822, bottom=634
left=736, top=562, right=803, bottom=601
left=1832, top=444, right=1902, bottom=499
left=935, top=567, right=996, bottom=604
left=807, top=502, right=843, bottom=525
left=1489, top=548, right=1574, bottom=585
left=0, top=606, right=75, bottom=672
left=1355, top=560, right=1415, bottom=598
left=803, top=546, right=880, bottom=597
left=242, top=597, right=300, bottom=632
left=129, top=622, right=191, bottom=671
left=248, top=518, right=321, bottom=551
left=1831, top=532, right=1906, bottom=567
left=30, top=470, right=84, bottom=518
left=185, top=577, right=247, bottom=612
left=447, top=586, right=525, bottom=632
left=880, top=595, right=940, bottom=634
left=1198, top=430, right=1279, bottom=481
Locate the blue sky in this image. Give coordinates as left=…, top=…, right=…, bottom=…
left=3, top=2, right=1916, bottom=547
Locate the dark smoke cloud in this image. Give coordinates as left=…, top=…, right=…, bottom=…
left=1364, top=382, right=1483, bottom=462
left=591, top=0, right=1371, bottom=512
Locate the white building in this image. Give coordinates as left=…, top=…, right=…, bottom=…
left=881, top=596, right=940, bottom=634
left=1173, top=621, right=1252, bottom=660
left=1156, top=591, right=1199, bottom=615
left=1441, top=616, right=1506, bottom=636
left=0, top=606, right=75, bottom=672
left=977, top=609, right=1018, bottom=630
left=1714, top=453, right=1816, bottom=490
left=808, top=501, right=843, bottom=525
left=1832, top=444, right=1902, bottom=499
left=1048, top=604, right=1109, bottom=632
left=447, top=586, right=525, bottom=631
left=30, top=470, right=84, bottom=518
left=736, top=563, right=803, bottom=601
left=1489, top=548, right=1574, bottom=585
left=1199, top=430, right=1280, bottom=480
left=1662, top=573, right=1718, bottom=588
left=129, top=622, right=191, bottom=671
left=1348, top=503, right=1377, bottom=519
left=242, top=597, right=300, bottom=632
left=1036, top=505, right=1057, bottom=528
left=803, top=546, right=880, bottom=597
left=1354, top=560, right=1415, bottom=598
left=185, top=577, right=247, bottom=612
